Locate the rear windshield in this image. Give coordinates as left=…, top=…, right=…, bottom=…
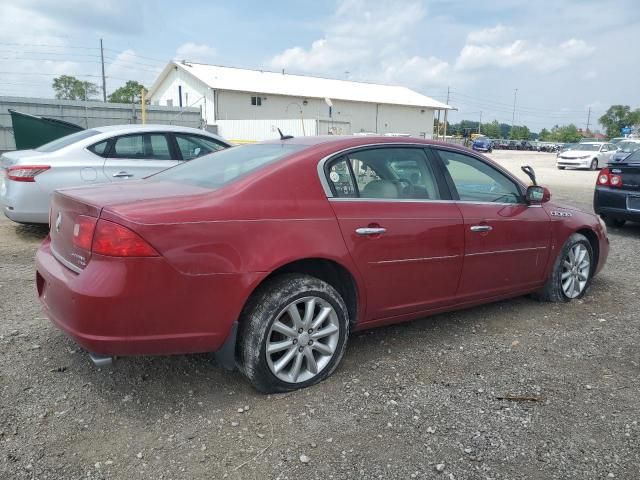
left=617, top=141, right=640, bottom=153
left=35, top=129, right=100, bottom=152
left=150, top=143, right=306, bottom=188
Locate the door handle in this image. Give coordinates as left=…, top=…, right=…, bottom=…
left=355, top=227, right=387, bottom=236
left=470, top=225, right=493, bottom=232
left=113, top=171, right=133, bottom=178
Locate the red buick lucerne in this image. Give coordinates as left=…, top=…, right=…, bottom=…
left=35, top=136, right=609, bottom=392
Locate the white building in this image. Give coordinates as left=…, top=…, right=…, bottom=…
left=147, top=61, right=451, bottom=142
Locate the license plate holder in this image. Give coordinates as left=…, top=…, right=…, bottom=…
left=627, top=196, right=640, bottom=212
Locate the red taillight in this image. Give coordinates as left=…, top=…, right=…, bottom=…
left=597, top=168, right=622, bottom=188
left=91, top=219, right=159, bottom=257
left=72, top=215, right=98, bottom=250
left=7, top=165, right=50, bottom=182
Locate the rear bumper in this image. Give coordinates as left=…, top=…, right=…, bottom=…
left=594, top=186, right=640, bottom=222
left=1, top=177, right=50, bottom=224
left=35, top=238, right=261, bottom=357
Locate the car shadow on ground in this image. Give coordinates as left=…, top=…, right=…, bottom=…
left=14, top=223, right=49, bottom=241
left=43, top=292, right=561, bottom=413
left=607, top=222, right=640, bottom=238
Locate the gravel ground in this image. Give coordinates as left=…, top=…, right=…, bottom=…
left=1, top=151, right=639, bottom=480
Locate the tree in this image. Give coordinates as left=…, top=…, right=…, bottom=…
left=538, top=128, right=551, bottom=141
left=52, top=75, right=99, bottom=100
left=509, top=125, right=531, bottom=140
left=551, top=124, right=581, bottom=143
left=108, top=80, right=148, bottom=104
left=482, top=120, right=501, bottom=139
left=598, top=105, right=640, bottom=139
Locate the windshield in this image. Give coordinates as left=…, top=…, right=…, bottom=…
left=617, top=141, right=640, bottom=153
left=35, top=129, right=100, bottom=152
left=625, top=149, right=640, bottom=163
left=572, top=144, right=600, bottom=152
left=150, top=143, right=306, bottom=188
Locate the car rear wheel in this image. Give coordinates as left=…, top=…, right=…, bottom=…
left=237, top=274, right=349, bottom=393
left=590, top=159, right=598, bottom=170
left=535, top=233, right=593, bottom=303
left=557, top=166, right=566, bottom=170
left=603, top=216, right=625, bottom=228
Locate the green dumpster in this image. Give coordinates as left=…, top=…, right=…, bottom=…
left=9, top=109, right=84, bottom=150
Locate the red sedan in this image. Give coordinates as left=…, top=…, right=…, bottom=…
left=35, top=136, right=609, bottom=392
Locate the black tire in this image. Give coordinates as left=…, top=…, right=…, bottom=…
left=603, top=216, right=625, bottom=228
left=557, top=166, right=566, bottom=170
left=534, top=233, right=594, bottom=303
left=590, top=159, right=598, bottom=170
left=237, top=274, right=350, bottom=393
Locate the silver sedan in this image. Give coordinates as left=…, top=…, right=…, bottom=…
left=1, top=124, right=230, bottom=224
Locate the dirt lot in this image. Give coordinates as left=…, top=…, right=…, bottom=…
left=1, top=151, right=638, bottom=479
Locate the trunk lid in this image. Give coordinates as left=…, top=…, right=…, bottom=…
left=610, top=164, right=640, bottom=192
left=0, top=150, right=44, bottom=168
left=49, top=191, right=102, bottom=272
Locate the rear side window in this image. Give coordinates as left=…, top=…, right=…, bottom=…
left=110, top=134, right=173, bottom=160
left=327, top=147, right=441, bottom=200
left=88, top=140, right=109, bottom=157
left=437, top=149, right=522, bottom=204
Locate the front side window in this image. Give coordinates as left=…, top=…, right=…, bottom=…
left=175, top=134, right=226, bottom=161
left=436, top=149, right=522, bottom=204
left=327, top=147, right=441, bottom=200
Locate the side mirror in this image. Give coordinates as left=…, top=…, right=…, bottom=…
left=526, top=185, right=551, bottom=204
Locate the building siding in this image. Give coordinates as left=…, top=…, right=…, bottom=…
left=149, top=68, right=436, bottom=141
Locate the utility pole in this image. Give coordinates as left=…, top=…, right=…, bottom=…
left=478, top=111, right=482, bottom=134
left=443, top=86, right=450, bottom=140
left=100, top=38, right=107, bottom=102
left=511, top=88, right=518, bottom=132
left=586, top=107, right=591, bottom=133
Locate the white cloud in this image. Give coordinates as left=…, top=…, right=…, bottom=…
left=466, top=24, right=512, bottom=45
left=268, top=0, right=442, bottom=86
left=383, top=56, right=451, bottom=88
left=175, top=43, right=217, bottom=63
left=455, top=37, right=595, bottom=72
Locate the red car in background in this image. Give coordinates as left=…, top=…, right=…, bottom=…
left=35, top=136, right=609, bottom=392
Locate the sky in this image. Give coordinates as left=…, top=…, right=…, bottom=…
left=0, top=0, right=638, bottom=132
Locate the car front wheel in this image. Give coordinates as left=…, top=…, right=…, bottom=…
left=237, top=274, right=349, bottom=393
left=590, top=159, right=598, bottom=170
left=535, top=233, right=593, bottom=303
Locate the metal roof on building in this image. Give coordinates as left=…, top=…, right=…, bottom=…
left=149, top=62, right=452, bottom=110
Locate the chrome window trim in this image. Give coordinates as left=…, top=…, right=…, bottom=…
left=372, top=254, right=461, bottom=265
left=328, top=197, right=532, bottom=207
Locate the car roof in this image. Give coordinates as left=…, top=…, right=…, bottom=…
left=92, top=124, right=218, bottom=136
left=260, top=135, right=440, bottom=150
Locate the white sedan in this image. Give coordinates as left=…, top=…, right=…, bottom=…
left=556, top=142, right=616, bottom=171
left=1, top=124, right=230, bottom=224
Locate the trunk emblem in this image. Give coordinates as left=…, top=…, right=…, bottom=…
left=55, top=212, right=62, bottom=233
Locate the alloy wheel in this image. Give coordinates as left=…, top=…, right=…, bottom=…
left=265, top=296, right=341, bottom=383
left=561, top=243, right=590, bottom=298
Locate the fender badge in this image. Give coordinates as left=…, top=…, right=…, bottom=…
left=551, top=211, right=572, bottom=217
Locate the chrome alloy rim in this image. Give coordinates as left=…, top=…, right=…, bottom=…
left=266, top=296, right=340, bottom=383
left=561, top=244, right=590, bottom=298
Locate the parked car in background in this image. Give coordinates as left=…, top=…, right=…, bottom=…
left=594, top=148, right=640, bottom=228
left=609, top=140, right=640, bottom=163
left=556, top=142, right=616, bottom=170
left=36, top=136, right=608, bottom=392
left=472, top=136, right=493, bottom=153
left=0, top=125, right=230, bottom=224
left=497, top=140, right=510, bottom=149
left=609, top=137, right=627, bottom=145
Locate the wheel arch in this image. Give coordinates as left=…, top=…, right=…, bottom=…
left=244, top=257, right=361, bottom=328
left=576, top=227, right=599, bottom=274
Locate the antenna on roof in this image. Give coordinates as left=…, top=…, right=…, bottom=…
left=278, top=128, right=294, bottom=140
